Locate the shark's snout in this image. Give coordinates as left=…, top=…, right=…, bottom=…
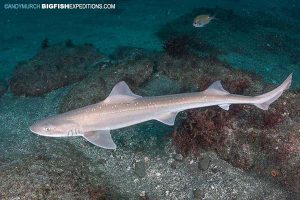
left=30, top=120, right=50, bottom=136
left=29, top=119, right=75, bottom=137
left=29, top=123, right=41, bottom=134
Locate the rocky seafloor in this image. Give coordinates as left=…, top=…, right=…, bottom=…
left=1, top=4, right=300, bottom=199
left=0, top=36, right=299, bottom=199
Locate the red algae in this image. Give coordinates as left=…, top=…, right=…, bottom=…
left=172, top=107, right=238, bottom=156
left=262, top=111, right=284, bottom=128
left=171, top=71, right=300, bottom=194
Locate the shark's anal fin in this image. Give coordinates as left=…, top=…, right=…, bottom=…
left=104, top=81, right=141, bottom=104
left=83, top=130, right=116, bottom=149
left=155, top=112, right=178, bottom=126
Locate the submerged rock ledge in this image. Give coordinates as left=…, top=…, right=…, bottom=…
left=9, top=41, right=102, bottom=96
left=2, top=44, right=298, bottom=199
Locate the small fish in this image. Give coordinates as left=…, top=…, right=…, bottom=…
left=193, top=14, right=215, bottom=27
left=30, top=74, right=292, bottom=150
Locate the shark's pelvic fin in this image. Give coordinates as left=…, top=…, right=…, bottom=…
left=104, top=81, right=141, bottom=104
left=156, top=112, right=178, bottom=125
left=219, top=104, right=230, bottom=110
left=84, top=130, right=116, bottom=149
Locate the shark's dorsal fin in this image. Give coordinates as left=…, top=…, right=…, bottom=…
left=104, top=81, right=141, bottom=104
left=155, top=112, right=178, bottom=126
left=204, top=81, right=231, bottom=110
left=84, top=130, right=116, bottom=149
left=204, top=81, right=229, bottom=95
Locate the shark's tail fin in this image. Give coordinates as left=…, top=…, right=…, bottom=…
left=254, top=74, right=292, bottom=110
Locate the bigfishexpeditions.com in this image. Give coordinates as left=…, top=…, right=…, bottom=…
left=4, top=3, right=116, bottom=10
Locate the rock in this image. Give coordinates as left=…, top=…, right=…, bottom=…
left=198, top=157, right=210, bottom=171
left=88, top=186, right=108, bottom=199
left=144, top=157, right=150, bottom=163
left=59, top=58, right=154, bottom=112
left=141, top=74, right=181, bottom=96
left=167, top=158, right=177, bottom=169
left=138, top=190, right=150, bottom=200
left=139, top=191, right=146, bottom=197
left=229, top=143, right=253, bottom=170
left=165, top=190, right=170, bottom=196
left=170, top=161, right=177, bottom=169
left=134, top=160, right=147, bottom=178
left=9, top=42, right=102, bottom=96
left=0, top=137, right=129, bottom=199
left=156, top=54, right=247, bottom=93
left=110, top=46, right=157, bottom=62
left=0, top=80, right=8, bottom=97
left=193, top=189, right=205, bottom=200
left=173, top=153, right=184, bottom=161
left=188, top=161, right=200, bottom=175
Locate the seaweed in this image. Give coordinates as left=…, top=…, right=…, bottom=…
left=262, top=111, right=284, bottom=128
left=163, top=36, right=191, bottom=58
left=224, top=78, right=250, bottom=94
left=172, top=107, right=237, bottom=156
left=162, top=35, right=221, bottom=58
left=171, top=78, right=251, bottom=156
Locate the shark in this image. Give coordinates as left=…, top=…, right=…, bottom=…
left=30, top=74, right=292, bottom=150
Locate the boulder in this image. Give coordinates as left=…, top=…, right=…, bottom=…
left=9, top=42, right=102, bottom=96
left=59, top=58, right=154, bottom=113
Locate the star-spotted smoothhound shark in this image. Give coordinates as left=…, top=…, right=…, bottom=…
left=30, top=74, right=292, bottom=149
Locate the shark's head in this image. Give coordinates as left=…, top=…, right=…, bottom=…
left=30, top=117, right=81, bottom=137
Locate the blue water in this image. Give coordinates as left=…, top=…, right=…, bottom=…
left=0, top=0, right=299, bottom=199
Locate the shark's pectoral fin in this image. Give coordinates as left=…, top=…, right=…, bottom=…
left=219, top=104, right=230, bottom=110
left=155, top=112, right=178, bottom=126
left=104, top=81, right=141, bottom=104
left=83, top=130, right=116, bottom=149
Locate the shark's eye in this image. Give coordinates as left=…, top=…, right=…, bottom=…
left=45, top=127, right=50, bottom=131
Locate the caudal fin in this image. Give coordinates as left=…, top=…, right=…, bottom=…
left=254, top=74, right=292, bottom=110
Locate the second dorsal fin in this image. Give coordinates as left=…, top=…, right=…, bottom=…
left=104, top=81, right=141, bottom=104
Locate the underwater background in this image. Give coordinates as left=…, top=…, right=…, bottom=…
left=0, top=0, right=299, bottom=199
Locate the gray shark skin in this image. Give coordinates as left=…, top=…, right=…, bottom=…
left=30, top=74, right=292, bottom=149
